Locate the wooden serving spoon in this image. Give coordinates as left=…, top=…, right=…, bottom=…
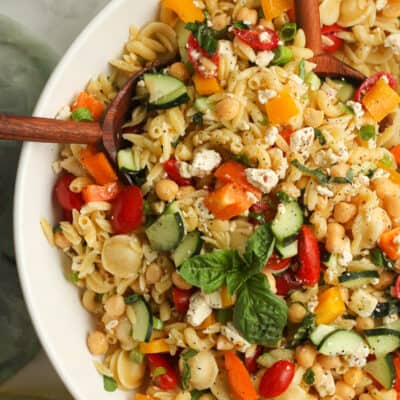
left=295, top=0, right=366, bottom=83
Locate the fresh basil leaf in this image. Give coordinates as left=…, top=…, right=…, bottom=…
left=124, top=294, right=141, bottom=304
left=71, top=106, right=94, bottom=122
left=181, top=349, right=199, bottom=390
left=359, top=124, right=376, bottom=141
left=233, top=274, right=288, bottom=346
left=298, top=58, right=306, bottom=80
left=191, top=390, right=207, bottom=400
left=303, top=368, right=315, bottom=385
left=243, top=224, right=275, bottom=274
left=291, top=313, right=315, bottom=346
left=314, top=128, right=326, bottom=145
left=231, top=153, right=251, bottom=167
left=193, top=112, right=203, bottom=126
left=330, top=168, right=354, bottom=184
left=232, top=21, right=252, bottom=30
left=185, top=22, right=218, bottom=55
left=103, top=375, right=117, bottom=392
left=291, top=159, right=329, bottom=184
left=370, top=247, right=393, bottom=270
left=226, top=267, right=248, bottom=297
left=179, top=249, right=241, bottom=293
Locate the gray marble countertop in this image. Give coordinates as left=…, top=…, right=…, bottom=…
left=0, top=1, right=110, bottom=397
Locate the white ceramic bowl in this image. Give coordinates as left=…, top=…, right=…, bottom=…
left=14, top=1, right=158, bottom=398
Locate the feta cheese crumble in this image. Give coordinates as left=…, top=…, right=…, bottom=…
left=258, top=89, right=277, bottom=105
left=316, top=185, right=334, bottom=198
left=245, top=168, right=279, bottom=193
left=346, top=100, right=365, bottom=119
left=187, top=292, right=212, bottom=327
left=264, top=126, right=279, bottom=146
left=56, top=105, right=72, bottom=120
left=221, top=323, right=252, bottom=352
left=385, top=33, right=400, bottom=55
left=314, top=370, right=335, bottom=397
left=376, top=0, right=388, bottom=11
left=344, top=343, right=370, bottom=367
left=349, top=289, right=378, bottom=318
left=290, top=127, right=315, bottom=158
left=180, top=149, right=222, bottom=179
left=255, top=51, right=275, bottom=68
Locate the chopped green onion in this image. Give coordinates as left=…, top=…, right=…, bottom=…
left=380, top=152, right=394, bottom=168
left=191, top=390, right=206, bottom=400
left=124, top=294, right=141, bottom=304
left=130, top=347, right=144, bottom=364
left=358, top=124, right=376, bottom=141
left=298, top=58, right=306, bottom=80
left=342, top=103, right=355, bottom=115
left=258, top=7, right=265, bottom=18
left=152, top=367, right=167, bottom=377
left=103, top=376, right=117, bottom=392
left=279, top=22, right=297, bottom=42
left=153, top=316, right=164, bottom=330
left=330, top=169, right=354, bottom=184
left=272, top=46, right=292, bottom=66
left=232, top=21, right=252, bottom=30
left=303, top=368, right=315, bottom=385
left=53, top=223, right=62, bottom=232
left=249, top=212, right=266, bottom=224
left=216, top=308, right=233, bottom=324
left=68, top=271, right=79, bottom=284
left=304, top=72, right=321, bottom=91
left=71, top=107, right=93, bottom=122
left=370, top=248, right=393, bottom=270
left=314, top=128, right=326, bottom=145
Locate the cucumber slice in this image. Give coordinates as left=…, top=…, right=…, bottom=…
left=318, top=330, right=366, bottom=356
left=144, top=73, right=189, bottom=109
left=333, top=79, right=355, bottom=102
left=176, top=22, right=191, bottom=67
left=365, top=355, right=395, bottom=389
left=271, top=201, right=303, bottom=242
left=194, top=96, right=213, bottom=113
left=145, top=211, right=185, bottom=251
left=322, top=252, right=337, bottom=269
left=364, top=328, right=400, bottom=356
left=127, top=297, right=153, bottom=342
left=172, top=230, right=203, bottom=266
left=338, top=270, right=379, bottom=289
left=117, top=148, right=139, bottom=173
left=276, top=240, right=298, bottom=259
left=310, top=324, right=337, bottom=346
left=164, top=201, right=181, bottom=215
left=386, top=319, right=400, bottom=331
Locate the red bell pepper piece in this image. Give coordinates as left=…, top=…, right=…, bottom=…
left=147, top=353, right=179, bottom=390
left=321, top=24, right=346, bottom=53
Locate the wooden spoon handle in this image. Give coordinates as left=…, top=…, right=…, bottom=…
left=0, top=114, right=102, bottom=144
left=295, top=0, right=323, bottom=56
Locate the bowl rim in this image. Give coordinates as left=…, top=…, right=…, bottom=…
left=13, top=0, right=128, bottom=397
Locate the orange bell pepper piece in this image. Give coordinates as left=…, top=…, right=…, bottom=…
left=379, top=227, right=400, bottom=260
left=391, top=144, right=400, bottom=165
left=82, top=181, right=120, bottom=203
left=193, top=74, right=222, bottom=96
left=224, top=351, right=257, bottom=400
left=315, top=287, right=346, bottom=325
left=205, top=183, right=254, bottom=220
left=135, top=394, right=156, bottom=400
left=79, top=148, right=118, bottom=185
left=196, top=313, right=216, bottom=330
left=71, top=92, right=105, bottom=121
left=162, top=0, right=205, bottom=23
left=265, top=89, right=299, bottom=124
left=362, top=78, right=400, bottom=122
left=261, top=0, right=294, bottom=20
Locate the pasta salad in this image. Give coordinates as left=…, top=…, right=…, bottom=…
left=41, top=0, right=400, bottom=399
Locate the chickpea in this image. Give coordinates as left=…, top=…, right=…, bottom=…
left=317, top=355, right=342, bottom=370
left=373, top=270, right=394, bottom=290
left=155, top=179, right=179, bottom=201
left=236, top=7, right=258, bottom=25
left=295, top=344, right=317, bottom=368
left=145, top=263, right=163, bottom=285
left=356, top=316, right=374, bottom=331
left=288, top=303, right=307, bottom=324
left=212, top=12, right=230, bottom=30
left=215, top=97, right=241, bottom=121
left=168, top=62, right=190, bottom=81
left=344, top=367, right=363, bottom=387
left=383, top=192, right=400, bottom=218
left=330, top=163, right=349, bottom=178
left=176, top=185, right=195, bottom=200
left=104, top=294, right=126, bottom=318
left=87, top=330, right=108, bottom=355
left=172, top=271, right=192, bottom=290
left=54, top=231, right=70, bottom=249
left=325, top=222, right=346, bottom=254
left=335, top=381, right=356, bottom=400
left=334, top=202, right=357, bottom=224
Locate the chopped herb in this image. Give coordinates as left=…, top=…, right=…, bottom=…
left=271, top=46, right=292, bottom=66
left=232, top=21, right=252, bottom=30
left=231, top=153, right=251, bottom=167
left=103, top=376, right=117, bottom=392
left=276, top=191, right=292, bottom=203
left=53, top=224, right=62, bottom=232
left=370, top=248, right=393, bottom=270
left=172, top=138, right=181, bottom=148
left=249, top=211, right=266, bottom=224
left=71, top=107, right=94, bottom=122
left=68, top=271, right=79, bottom=284
left=330, top=168, right=354, bottom=184
left=279, top=22, right=297, bottom=42
left=298, top=58, right=306, bottom=80
left=381, top=153, right=394, bottom=168
left=185, top=22, right=219, bottom=55
left=216, top=308, right=233, bottom=324
left=181, top=349, right=199, bottom=390
left=193, top=112, right=203, bottom=126
left=366, top=168, right=376, bottom=178
left=342, top=103, right=355, bottom=115
left=291, top=159, right=329, bottom=184
left=291, top=313, right=315, bottom=346
left=258, top=7, right=265, bottom=18
left=129, top=347, right=144, bottom=364
left=258, top=114, right=269, bottom=125
left=124, top=293, right=141, bottom=304
left=358, top=124, right=376, bottom=141
left=153, top=316, right=164, bottom=330
left=314, top=128, right=327, bottom=145
left=303, top=368, right=315, bottom=385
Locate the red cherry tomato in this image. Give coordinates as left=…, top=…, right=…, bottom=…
left=173, top=287, right=193, bottom=313
left=163, top=158, right=192, bottom=186
left=296, top=225, right=321, bottom=286
left=110, top=186, right=143, bottom=234
left=244, top=345, right=263, bottom=374
left=275, top=270, right=301, bottom=296
left=147, top=354, right=179, bottom=390
left=259, top=360, right=295, bottom=398
left=250, top=200, right=276, bottom=222
left=321, top=24, right=345, bottom=53
left=187, top=34, right=219, bottom=78
left=232, top=26, right=279, bottom=51
left=394, top=275, right=400, bottom=300
left=54, top=174, right=83, bottom=211
left=264, top=253, right=291, bottom=272
left=354, top=71, right=397, bottom=102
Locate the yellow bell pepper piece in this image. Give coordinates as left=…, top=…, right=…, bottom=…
left=265, top=89, right=299, bottom=124
left=377, top=161, right=400, bottom=185
left=162, top=0, right=205, bottom=23
left=193, top=73, right=222, bottom=96
left=261, top=0, right=294, bottom=20
left=362, top=78, right=400, bottom=122
left=135, top=394, right=156, bottom=400
left=315, top=287, right=346, bottom=325
left=221, top=286, right=235, bottom=308
left=139, top=339, right=170, bottom=354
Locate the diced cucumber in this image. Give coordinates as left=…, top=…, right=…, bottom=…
left=176, top=22, right=191, bottom=67
left=194, top=96, right=213, bottom=113
left=126, top=297, right=153, bottom=342
left=172, top=230, right=203, bottom=267
left=144, top=73, right=189, bottom=109
left=271, top=201, right=303, bottom=242
left=257, top=349, right=294, bottom=368
left=310, top=324, right=337, bottom=346
left=333, top=79, right=355, bottom=103
left=338, top=270, right=379, bottom=289
left=117, top=148, right=139, bottom=173
left=145, top=209, right=185, bottom=251
left=364, top=328, right=400, bottom=356
left=318, top=330, right=366, bottom=356
left=364, top=355, right=395, bottom=389
left=276, top=240, right=298, bottom=259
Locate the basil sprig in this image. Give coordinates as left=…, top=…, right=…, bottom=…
left=179, top=224, right=287, bottom=345
left=185, top=22, right=219, bottom=55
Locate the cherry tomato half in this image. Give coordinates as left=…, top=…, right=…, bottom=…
left=259, top=360, right=295, bottom=398
left=111, top=186, right=143, bottom=234
left=232, top=26, right=279, bottom=51
left=321, top=24, right=345, bottom=53
left=147, top=354, right=179, bottom=390
left=264, top=253, right=291, bottom=272
left=275, top=269, right=301, bottom=296
left=187, top=34, right=219, bottom=78
left=163, top=158, right=192, bottom=186
left=354, top=71, right=397, bottom=102
left=244, top=345, right=263, bottom=374
left=54, top=174, right=83, bottom=211
left=173, top=287, right=193, bottom=313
